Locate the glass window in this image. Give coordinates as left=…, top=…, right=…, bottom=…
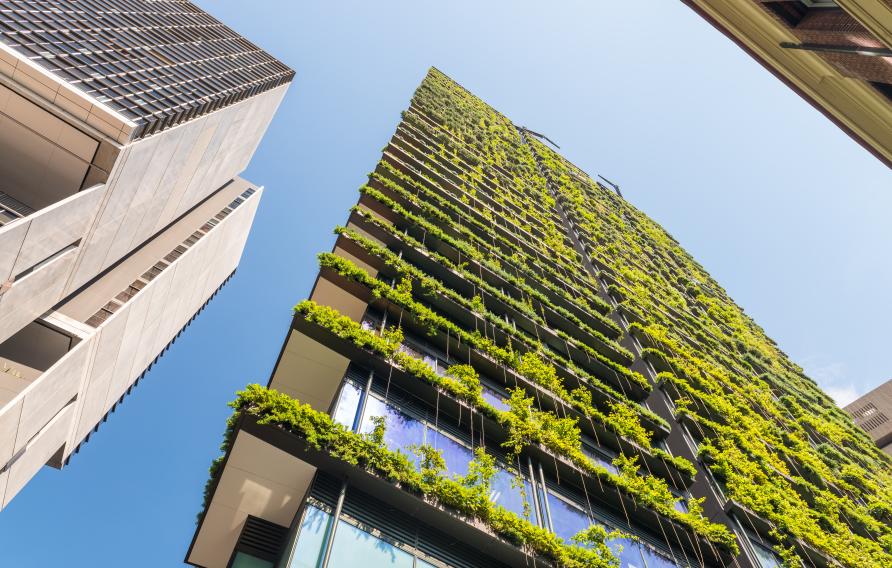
left=546, top=491, right=592, bottom=543
left=607, top=536, right=646, bottom=568
left=360, top=397, right=425, bottom=466
left=490, top=469, right=537, bottom=523
left=327, top=520, right=413, bottom=568
left=671, top=495, right=688, bottom=514
left=332, top=382, right=362, bottom=429
left=583, top=445, right=618, bottom=475
left=639, top=546, right=680, bottom=568
left=426, top=428, right=473, bottom=476
left=422, top=354, right=437, bottom=372
left=288, top=505, right=332, bottom=568
left=481, top=384, right=509, bottom=412
left=231, top=552, right=273, bottom=568
left=399, top=343, right=423, bottom=359
left=749, top=538, right=783, bottom=568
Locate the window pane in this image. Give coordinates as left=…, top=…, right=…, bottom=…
left=750, top=539, right=783, bottom=568
left=360, top=397, right=425, bottom=466
left=231, top=552, right=273, bottom=568
left=490, top=469, right=536, bottom=523
left=546, top=492, right=591, bottom=542
left=607, top=536, right=646, bottom=568
left=481, top=385, right=509, bottom=412
left=583, top=446, right=618, bottom=475
left=672, top=498, right=688, bottom=514
left=427, top=429, right=473, bottom=476
left=288, top=505, right=332, bottom=568
left=640, top=546, right=680, bottom=568
left=333, top=382, right=362, bottom=428
left=327, top=520, right=413, bottom=568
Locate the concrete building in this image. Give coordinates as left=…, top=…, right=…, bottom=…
left=0, top=0, right=292, bottom=510
left=846, top=380, right=892, bottom=455
left=682, top=0, right=892, bottom=168
left=189, top=69, right=891, bottom=568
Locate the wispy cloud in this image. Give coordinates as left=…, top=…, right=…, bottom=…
left=800, top=359, right=861, bottom=406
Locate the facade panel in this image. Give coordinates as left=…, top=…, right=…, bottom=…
left=846, top=379, right=892, bottom=455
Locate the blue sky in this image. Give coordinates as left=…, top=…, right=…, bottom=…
left=1, top=1, right=890, bottom=565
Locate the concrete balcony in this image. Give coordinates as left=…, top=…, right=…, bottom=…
left=0, top=185, right=104, bottom=345
left=0, top=180, right=261, bottom=510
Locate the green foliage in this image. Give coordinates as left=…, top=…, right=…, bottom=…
left=291, top=300, right=733, bottom=551
left=226, top=384, right=621, bottom=568
left=211, top=69, right=892, bottom=568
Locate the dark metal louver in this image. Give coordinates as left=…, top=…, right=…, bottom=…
left=235, top=516, right=288, bottom=562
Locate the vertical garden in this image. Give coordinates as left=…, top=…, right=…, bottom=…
left=208, top=68, right=892, bottom=568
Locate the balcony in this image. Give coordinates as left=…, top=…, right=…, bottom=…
left=0, top=185, right=104, bottom=344
left=0, top=316, right=88, bottom=507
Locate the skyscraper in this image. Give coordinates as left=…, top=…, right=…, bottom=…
left=189, top=69, right=891, bottom=568
left=846, top=379, right=892, bottom=455
left=682, top=0, right=892, bottom=168
left=0, top=1, right=292, bottom=510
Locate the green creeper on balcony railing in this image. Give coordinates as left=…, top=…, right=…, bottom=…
left=214, top=383, right=731, bottom=567
left=286, top=300, right=735, bottom=552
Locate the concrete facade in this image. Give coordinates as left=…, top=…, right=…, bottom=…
left=846, top=379, right=892, bottom=455
left=0, top=1, right=292, bottom=510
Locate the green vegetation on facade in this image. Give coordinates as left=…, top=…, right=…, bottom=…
left=203, top=68, right=892, bottom=567
left=227, top=384, right=622, bottom=568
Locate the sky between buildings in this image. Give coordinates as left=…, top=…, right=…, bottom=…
left=0, top=1, right=889, bottom=565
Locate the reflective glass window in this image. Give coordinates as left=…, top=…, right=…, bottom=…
left=607, top=536, right=646, bottom=568
left=490, top=468, right=537, bottom=523
left=426, top=428, right=473, bottom=476
left=288, top=505, right=332, bottom=568
left=583, top=446, right=618, bottom=475
left=360, top=396, right=425, bottom=466
left=749, top=537, right=783, bottom=568
left=481, top=384, right=509, bottom=412
left=422, top=354, right=437, bottom=372
left=672, top=496, right=688, bottom=514
left=332, top=381, right=362, bottom=429
left=231, top=552, right=273, bottom=568
left=327, top=520, right=414, bottom=568
left=546, top=491, right=591, bottom=543
left=640, top=546, right=680, bottom=568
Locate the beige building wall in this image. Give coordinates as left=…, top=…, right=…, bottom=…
left=0, top=43, right=287, bottom=347
left=0, top=185, right=261, bottom=509
left=64, top=84, right=287, bottom=294
left=0, top=36, right=288, bottom=513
